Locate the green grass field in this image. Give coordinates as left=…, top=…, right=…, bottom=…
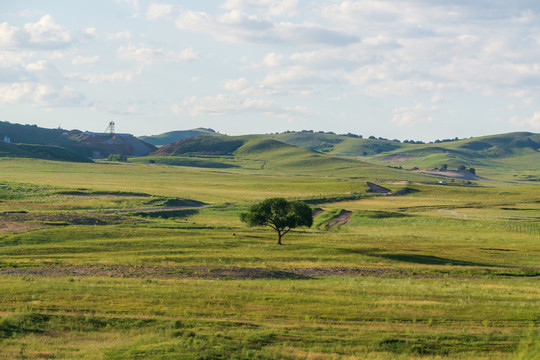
left=0, top=158, right=538, bottom=359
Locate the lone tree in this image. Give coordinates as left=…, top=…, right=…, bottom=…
left=240, top=198, right=313, bottom=245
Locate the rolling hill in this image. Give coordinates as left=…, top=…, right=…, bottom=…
left=0, top=141, right=92, bottom=163
left=0, top=121, right=156, bottom=159
left=139, top=134, right=438, bottom=183
left=3, top=120, right=538, bottom=181
left=367, top=132, right=540, bottom=178
left=263, top=131, right=407, bottom=155
left=138, top=128, right=219, bottom=146
left=263, top=131, right=540, bottom=181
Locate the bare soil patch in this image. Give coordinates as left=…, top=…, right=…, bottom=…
left=103, top=204, right=205, bottom=215
left=0, top=265, right=478, bottom=279
left=312, top=208, right=324, bottom=217
left=0, top=221, right=45, bottom=234
left=0, top=211, right=142, bottom=226
left=327, top=210, right=353, bottom=229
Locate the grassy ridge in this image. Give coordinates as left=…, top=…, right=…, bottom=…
left=0, top=142, right=92, bottom=163
left=138, top=128, right=218, bottom=146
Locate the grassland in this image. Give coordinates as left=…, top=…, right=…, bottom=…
left=0, top=157, right=538, bottom=359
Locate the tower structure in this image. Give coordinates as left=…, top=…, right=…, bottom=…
left=105, top=121, right=115, bottom=134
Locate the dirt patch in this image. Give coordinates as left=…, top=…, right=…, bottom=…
left=0, top=265, right=480, bottom=280
left=0, top=211, right=142, bottom=226
left=312, top=208, right=324, bottom=217
left=327, top=210, right=353, bottom=229
left=0, top=221, right=46, bottom=234
left=103, top=204, right=206, bottom=215
left=0, top=265, right=309, bottom=280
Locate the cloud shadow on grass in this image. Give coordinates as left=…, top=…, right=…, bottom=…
left=368, top=253, right=501, bottom=267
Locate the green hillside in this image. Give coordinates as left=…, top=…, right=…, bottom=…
left=265, top=131, right=406, bottom=155
left=139, top=134, right=438, bottom=183
left=264, top=131, right=540, bottom=181
left=0, top=121, right=100, bottom=156
left=138, top=128, right=218, bottom=146
left=0, top=121, right=156, bottom=158
left=0, top=121, right=80, bottom=149
left=0, top=141, right=92, bottom=163
left=366, top=132, right=540, bottom=179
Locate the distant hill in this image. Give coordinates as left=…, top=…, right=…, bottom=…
left=138, top=128, right=218, bottom=146
left=0, top=121, right=156, bottom=159
left=367, top=132, right=540, bottom=171
left=0, top=141, right=92, bottom=163
left=3, top=121, right=538, bottom=181
left=263, top=131, right=540, bottom=179
left=153, top=134, right=242, bottom=156
left=146, top=134, right=435, bottom=181
left=264, top=131, right=406, bottom=156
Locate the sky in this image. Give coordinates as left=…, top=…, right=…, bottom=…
left=1, top=0, right=540, bottom=141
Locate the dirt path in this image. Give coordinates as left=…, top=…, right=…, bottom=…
left=327, top=210, right=353, bottom=229
left=0, top=265, right=480, bottom=279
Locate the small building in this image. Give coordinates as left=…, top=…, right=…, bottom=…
left=3, top=136, right=10, bottom=143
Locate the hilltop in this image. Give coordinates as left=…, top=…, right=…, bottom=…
left=263, top=131, right=406, bottom=155
left=0, top=121, right=156, bottom=159
left=138, top=128, right=218, bottom=146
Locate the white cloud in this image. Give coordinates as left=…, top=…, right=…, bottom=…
left=0, top=15, right=73, bottom=49
left=0, top=22, right=23, bottom=48
left=23, top=15, right=72, bottom=48
left=0, top=82, right=83, bottom=107
left=146, top=3, right=174, bottom=20
left=181, top=93, right=314, bottom=120
left=222, top=0, right=299, bottom=17
left=173, top=48, right=199, bottom=62
left=223, top=77, right=248, bottom=91
left=527, top=112, right=540, bottom=128
left=107, top=31, right=132, bottom=41
left=0, top=51, right=31, bottom=68
left=392, top=103, right=436, bottom=127
left=262, top=52, right=284, bottom=67
left=85, top=27, right=97, bottom=36
left=0, top=59, right=84, bottom=107
left=117, top=43, right=198, bottom=64
left=68, top=69, right=134, bottom=84
left=511, top=111, right=540, bottom=129
left=175, top=10, right=359, bottom=46
left=258, top=68, right=334, bottom=96
left=232, top=1, right=526, bottom=101
left=72, top=55, right=99, bottom=64
left=114, top=0, right=140, bottom=17
left=171, top=103, right=182, bottom=115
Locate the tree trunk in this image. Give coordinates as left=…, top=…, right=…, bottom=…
left=277, top=231, right=282, bottom=245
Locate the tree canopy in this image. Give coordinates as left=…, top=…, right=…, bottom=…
left=240, top=198, right=313, bottom=245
